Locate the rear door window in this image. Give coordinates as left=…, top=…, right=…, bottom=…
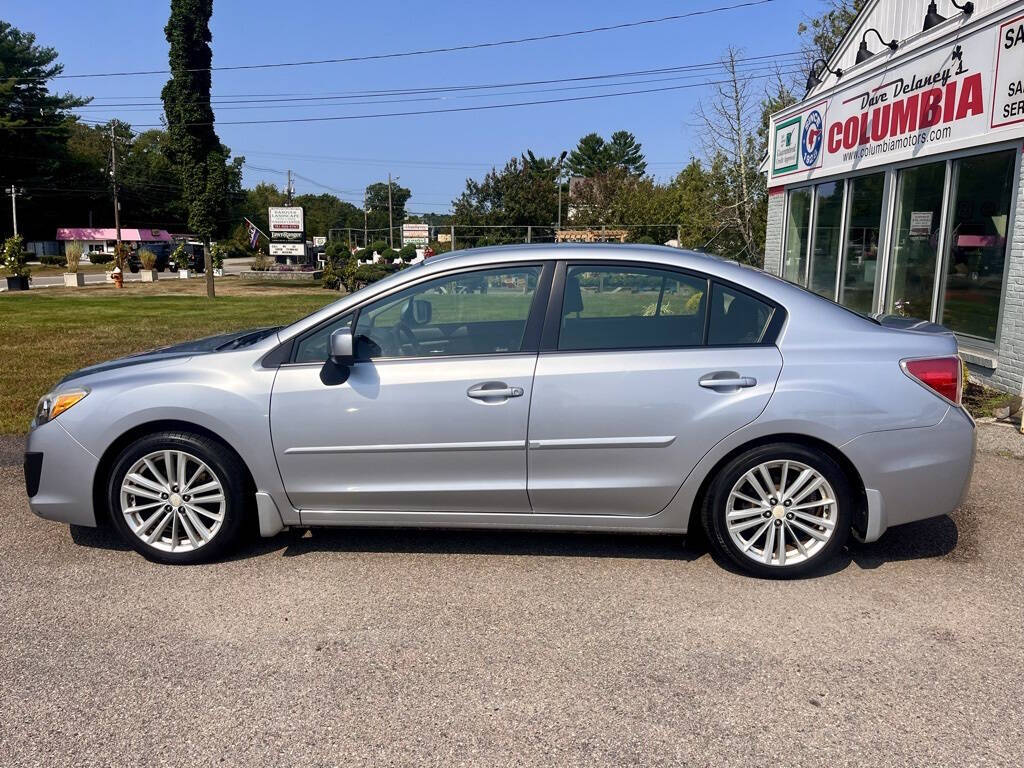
left=557, top=265, right=708, bottom=351
left=706, top=283, right=774, bottom=345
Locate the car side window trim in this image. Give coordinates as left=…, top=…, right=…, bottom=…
left=537, top=259, right=786, bottom=353
left=273, top=261, right=554, bottom=366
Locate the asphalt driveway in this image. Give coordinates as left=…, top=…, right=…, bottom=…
left=1, top=427, right=1021, bottom=767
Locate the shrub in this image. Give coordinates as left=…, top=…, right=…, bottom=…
left=87, top=250, right=113, bottom=264
left=354, top=247, right=372, bottom=262
left=251, top=252, right=272, bottom=271
left=138, top=248, right=157, bottom=269
left=40, top=254, right=65, bottom=266
left=65, top=242, right=83, bottom=272
left=379, top=247, right=399, bottom=263
left=113, top=242, right=130, bottom=272
left=369, top=239, right=389, bottom=254
left=2, top=235, right=30, bottom=278
left=630, top=235, right=657, bottom=245
left=398, top=244, right=417, bottom=262
left=354, top=263, right=388, bottom=285
left=170, top=244, right=188, bottom=270
left=321, top=259, right=341, bottom=290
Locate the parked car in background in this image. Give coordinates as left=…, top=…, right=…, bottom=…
left=24, top=244, right=975, bottom=577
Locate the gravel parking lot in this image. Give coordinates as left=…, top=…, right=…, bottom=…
left=1, top=428, right=1022, bottom=767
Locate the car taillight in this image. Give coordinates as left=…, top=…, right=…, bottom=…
left=902, top=356, right=962, bottom=405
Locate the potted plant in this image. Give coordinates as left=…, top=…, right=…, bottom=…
left=3, top=235, right=31, bottom=291
left=63, top=241, right=85, bottom=287
left=138, top=248, right=158, bottom=282
left=172, top=244, right=190, bottom=279
left=210, top=243, right=225, bottom=277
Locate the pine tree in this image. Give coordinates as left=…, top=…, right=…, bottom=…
left=565, top=133, right=611, bottom=178
left=607, top=131, right=647, bottom=176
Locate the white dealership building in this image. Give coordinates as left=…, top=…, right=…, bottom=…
left=764, top=0, right=1024, bottom=391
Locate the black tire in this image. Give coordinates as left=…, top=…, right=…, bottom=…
left=702, top=442, right=851, bottom=579
left=106, top=431, right=249, bottom=564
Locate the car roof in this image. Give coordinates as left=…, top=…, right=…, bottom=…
left=276, top=243, right=865, bottom=344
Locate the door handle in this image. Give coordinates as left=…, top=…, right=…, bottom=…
left=467, top=383, right=524, bottom=400
left=698, top=373, right=757, bottom=389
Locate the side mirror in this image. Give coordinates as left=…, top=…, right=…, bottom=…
left=329, top=327, right=355, bottom=366
left=403, top=298, right=432, bottom=326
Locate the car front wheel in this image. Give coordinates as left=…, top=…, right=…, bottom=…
left=702, top=443, right=851, bottom=578
left=107, top=431, right=248, bottom=564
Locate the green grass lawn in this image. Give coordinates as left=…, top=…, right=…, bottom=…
left=0, top=281, right=337, bottom=434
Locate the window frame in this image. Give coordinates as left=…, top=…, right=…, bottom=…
left=539, top=260, right=784, bottom=353
left=274, top=261, right=554, bottom=366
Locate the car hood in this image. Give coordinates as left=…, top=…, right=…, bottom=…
left=57, top=326, right=280, bottom=385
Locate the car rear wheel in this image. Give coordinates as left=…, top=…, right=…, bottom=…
left=702, top=443, right=851, bottom=578
left=107, top=431, right=248, bottom=564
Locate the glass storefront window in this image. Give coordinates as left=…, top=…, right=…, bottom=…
left=886, top=161, right=946, bottom=321
left=840, top=173, right=885, bottom=314
left=940, top=150, right=1016, bottom=343
left=809, top=181, right=844, bottom=298
left=783, top=187, right=812, bottom=284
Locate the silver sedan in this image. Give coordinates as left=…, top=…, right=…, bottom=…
left=25, top=245, right=975, bottom=577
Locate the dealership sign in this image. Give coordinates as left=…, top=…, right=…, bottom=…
left=268, top=206, right=304, bottom=232
left=769, top=9, right=1024, bottom=183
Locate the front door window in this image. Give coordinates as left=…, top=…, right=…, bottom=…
left=808, top=181, right=844, bottom=298
left=840, top=173, right=885, bottom=314
left=887, top=161, right=946, bottom=320
left=783, top=187, right=812, bottom=284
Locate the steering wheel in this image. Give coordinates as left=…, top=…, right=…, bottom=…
left=395, top=323, right=420, bottom=355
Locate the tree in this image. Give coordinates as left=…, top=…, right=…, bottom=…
left=451, top=153, right=559, bottom=245
left=162, top=0, right=228, bottom=298
left=565, top=133, right=611, bottom=178
left=694, top=47, right=765, bottom=264
left=0, top=22, right=88, bottom=186
left=798, top=0, right=866, bottom=78
left=364, top=180, right=411, bottom=244
left=607, top=130, right=647, bottom=176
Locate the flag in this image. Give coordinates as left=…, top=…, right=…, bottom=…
left=247, top=220, right=260, bottom=249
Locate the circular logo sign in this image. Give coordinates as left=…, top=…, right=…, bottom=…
left=801, top=110, right=823, bottom=167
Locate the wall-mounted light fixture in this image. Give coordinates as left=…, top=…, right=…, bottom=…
left=922, top=1, right=975, bottom=32
left=805, top=58, right=844, bottom=93
left=855, top=28, right=900, bottom=64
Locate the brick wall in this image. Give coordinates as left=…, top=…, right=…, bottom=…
left=764, top=189, right=785, bottom=276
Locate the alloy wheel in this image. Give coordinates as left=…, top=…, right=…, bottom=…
left=725, top=459, right=838, bottom=567
left=119, top=449, right=226, bottom=553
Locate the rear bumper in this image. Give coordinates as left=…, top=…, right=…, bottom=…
left=842, top=406, right=976, bottom=542
left=25, top=421, right=99, bottom=527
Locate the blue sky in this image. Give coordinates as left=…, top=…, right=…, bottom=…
left=10, top=0, right=810, bottom=214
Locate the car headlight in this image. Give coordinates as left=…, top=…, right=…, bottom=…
left=33, top=388, right=89, bottom=428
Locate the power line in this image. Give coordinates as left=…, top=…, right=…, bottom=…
left=110, top=68, right=803, bottom=128
left=71, top=61, right=803, bottom=117
left=29, top=1, right=777, bottom=81
left=71, top=52, right=801, bottom=108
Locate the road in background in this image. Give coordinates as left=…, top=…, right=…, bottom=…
left=1, top=426, right=1021, bottom=766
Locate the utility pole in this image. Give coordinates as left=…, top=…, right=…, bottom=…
left=109, top=124, right=121, bottom=247
left=286, top=169, right=294, bottom=204
left=387, top=172, right=394, bottom=249
left=6, top=185, right=22, bottom=237
left=556, top=150, right=568, bottom=234
left=363, top=191, right=368, bottom=248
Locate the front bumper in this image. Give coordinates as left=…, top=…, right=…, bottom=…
left=25, top=421, right=100, bottom=527
left=842, top=406, right=976, bottom=542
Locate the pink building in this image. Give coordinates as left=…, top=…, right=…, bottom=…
left=56, top=228, right=173, bottom=259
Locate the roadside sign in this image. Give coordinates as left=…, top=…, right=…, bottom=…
left=313, top=236, right=327, bottom=247
left=269, top=242, right=305, bottom=257
left=268, top=207, right=304, bottom=232
left=402, top=223, right=429, bottom=246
